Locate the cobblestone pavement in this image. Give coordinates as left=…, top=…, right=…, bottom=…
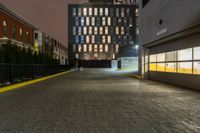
left=0, top=68, right=199, bottom=133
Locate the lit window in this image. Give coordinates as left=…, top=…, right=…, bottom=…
left=73, top=8, right=76, bottom=16
left=193, top=46, right=200, bottom=60
left=91, top=17, right=95, bottom=26
left=100, top=8, right=103, bottom=16
left=157, top=53, right=165, bottom=62
left=94, top=27, right=98, bottom=35
left=135, top=8, right=139, bottom=16
left=83, top=8, right=87, bottom=16
left=83, top=44, right=87, bottom=52
left=83, top=27, right=87, bottom=35
left=166, top=51, right=177, bottom=61
left=73, top=27, right=76, bottom=35
left=107, top=17, right=111, bottom=26
left=20, top=28, right=23, bottom=41
left=105, top=44, right=108, bottom=52
left=78, top=45, right=82, bottom=52
left=121, top=8, right=124, bottom=17
left=116, top=44, right=119, bottom=53
left=78, top=27, right=82, bottom=35
left=100, top=44, right=103, bottom=52
left=166, top=63, right=176, bottom=73
left=91, top=36, right=95, bottom=43
left=94, top=53, right=98, bottom=58
left=157, top=63, right=165, bottom=72
left=3, top=20, right=7, bottom=26
left=102, top=17, right=106, bottom=26
left=113, top=53, right=115, bottom=59
left=94, top=8, right=98, bottom=16
left=178, top=48, right=192, bottom=61
left=150, top=54, right=156, bottom=62
left=73, top=45, right=76, bottom=52
left=193, top=62, right=200, bottom=75
left=102, top=36, right=106, bottom=44
left=94, top=45, right=98, bottom=52
left=86, top=17, right=90, bottom=26
left=78, top=8, right=82, bottom=16
left=89, top=8, right=93, bottom=16
left=136, top=27, right=139, bottom=35
left=178, top=62, right=192, bottom=74
left=89, top=27, right=93, bottom=35
left=105, top=27, right=108, bottom=34
left=3, top=20, right=7, bottom=37
left=105, top=8, right=109, bottom=16
left=107, top=36, right=111, bottom=44
left=121, top=27, right=124, bottom=35
left=150, top=63, right=157, bottom=71
left=116, top=27, right=119, bottom=35
left=99, top=27, right=103, bottom=35
left=81, top=17, right=85, bottom=26
left=89, top=44, right=93, bottom=52
left=86, top=36, right=90, bottom=43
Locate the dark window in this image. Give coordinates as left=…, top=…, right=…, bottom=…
left=35, top=33, right=38, bottom=40
left=143, top=0, right=150, bottom=7
left=12, top=27, right=16, bottom=39
left=26, top=32, right=30, bottom=44
left=3, top=26, right=7, bottom=37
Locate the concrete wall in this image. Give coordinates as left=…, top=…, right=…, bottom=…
left=139, top=0, right=200, bottom=45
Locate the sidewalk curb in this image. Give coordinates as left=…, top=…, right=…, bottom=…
left=0, top=70, right=71, bottom=94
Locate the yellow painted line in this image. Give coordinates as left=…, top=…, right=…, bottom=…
left=0, top=70, right=71, bottom=94
left=127, top=74, right=142, bottom=79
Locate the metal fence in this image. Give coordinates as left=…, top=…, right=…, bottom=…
left=78, top=60, right=112, bottom=68
left=0, top=64, right=70, bottom=85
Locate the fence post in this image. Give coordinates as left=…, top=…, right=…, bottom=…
left=9, top=64, right=13, bottom=84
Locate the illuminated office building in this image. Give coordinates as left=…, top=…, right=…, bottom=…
left=68, top=3, right=136, bottom=64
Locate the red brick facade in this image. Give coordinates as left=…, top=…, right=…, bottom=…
left=0, top=9, right=34, bottom=47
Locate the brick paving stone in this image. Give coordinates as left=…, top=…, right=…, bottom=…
left=0, top=68, right=199, bottom=133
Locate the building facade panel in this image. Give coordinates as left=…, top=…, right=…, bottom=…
left=139, top=0, right=200, bottom=45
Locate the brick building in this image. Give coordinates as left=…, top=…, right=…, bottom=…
left=0, top=3, right=35, bottom=49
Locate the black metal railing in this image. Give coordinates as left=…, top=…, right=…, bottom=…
left=77, top=60, right=112, bottom=68
left=0, top=64, right=70, bottom=85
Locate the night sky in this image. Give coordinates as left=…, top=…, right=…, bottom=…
left=0, top=0, right=88, bottom=47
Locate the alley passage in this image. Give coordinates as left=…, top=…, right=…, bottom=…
left=0, top=69, right=199, bottom=133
